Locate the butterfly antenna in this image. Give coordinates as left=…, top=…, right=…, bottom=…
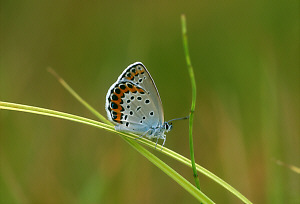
left=167, top=116, right=189, bottom=123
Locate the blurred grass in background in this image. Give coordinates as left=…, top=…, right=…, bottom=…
left=0, top=0, right=299, bottom=203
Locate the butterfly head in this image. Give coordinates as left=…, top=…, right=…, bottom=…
left=163, top=122, right=173, bottom=132
left=164, top=116, right=189, bottom=133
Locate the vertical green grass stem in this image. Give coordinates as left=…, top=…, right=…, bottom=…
left=181, top=14, right=201, bottom=190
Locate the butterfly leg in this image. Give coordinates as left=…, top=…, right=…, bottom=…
left=134, top=129, right=151, bottom=141
left=155, top=136, right=160, bottom=149
left=154, top=128, right=162, bottom=149
left=160, top=136, right=166, bottom=150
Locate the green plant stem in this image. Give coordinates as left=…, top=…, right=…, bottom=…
left=181, top=14, right=201, bottom=190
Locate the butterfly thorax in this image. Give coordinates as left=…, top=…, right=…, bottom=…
left=146, top=122, right=172, bottom=139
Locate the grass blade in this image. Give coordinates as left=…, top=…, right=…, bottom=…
left=0, top=101, right=214, bottom=203
left=181, top=14, right=201, bottom=190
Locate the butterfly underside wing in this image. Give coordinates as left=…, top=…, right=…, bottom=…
left=105, top=62, right=165, bottom=139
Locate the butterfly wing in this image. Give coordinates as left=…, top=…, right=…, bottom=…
left=105, top=62, right=164, bottom=136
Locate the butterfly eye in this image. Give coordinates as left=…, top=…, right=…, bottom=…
left=164, top=123, right=172, bottom=131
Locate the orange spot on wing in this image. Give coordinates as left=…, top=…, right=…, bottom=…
left=115, top=112, right=122, bottom=121
left=126, top=75, right=134, bottom=80
left=128, top=86, right=137, bottom=93
left=138, top=68, right=145, bottom=74
left=131, top=70, right=139, bottom=77
left=114, top=105, right=123, bottom=111
left=136, top=88, right=145, bottom=94
left=114, top=92, right=124, bottom=99
left=122, top=86, right=129, bottom=93
left=112, top=110, right=122, bottom=123
left=111, top=98, right=122, bottom=104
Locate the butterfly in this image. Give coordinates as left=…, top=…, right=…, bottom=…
left=105, top=62, right=183, bottom=149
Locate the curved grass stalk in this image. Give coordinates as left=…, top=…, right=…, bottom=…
left=0, top=101, right=213, bottom=204
left=0, top=101, right=252, bottom=203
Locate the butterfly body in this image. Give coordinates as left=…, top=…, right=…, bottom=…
left=105, top=62, right=172, bottom=147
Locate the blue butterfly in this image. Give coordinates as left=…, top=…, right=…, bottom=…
left=106, top=62, right=186, bottom=148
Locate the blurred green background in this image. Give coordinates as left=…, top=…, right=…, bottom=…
left=1, top=0, right=299, bottom=203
